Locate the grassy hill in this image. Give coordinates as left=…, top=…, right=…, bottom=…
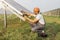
left=0, top=14, right=60, bottom=40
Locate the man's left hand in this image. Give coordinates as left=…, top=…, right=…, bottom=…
left=24, top=16, right=28, bottom=20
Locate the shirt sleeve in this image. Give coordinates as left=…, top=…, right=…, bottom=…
left=36, top=14, right=41, bottom=20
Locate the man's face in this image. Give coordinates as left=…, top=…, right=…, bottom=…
left=33, top=8, right=40, bottom=15
left=34, top=10, right=40, bottom=15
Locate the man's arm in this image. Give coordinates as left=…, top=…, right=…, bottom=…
left=26, top=13, right=35, bottom=17
left=24, top=16, right=39, bottom=24
left=21, top=10, right=35, bottom=17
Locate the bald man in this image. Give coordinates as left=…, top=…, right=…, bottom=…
left=22, top=7, right=47, bottom=37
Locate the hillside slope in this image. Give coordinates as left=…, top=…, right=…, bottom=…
left=43, top=8, right=60, bottom=16
left=0, top=14, right=60, bottom=40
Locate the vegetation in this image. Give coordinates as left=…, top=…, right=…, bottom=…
left=0, top=14, right=60, bottom=40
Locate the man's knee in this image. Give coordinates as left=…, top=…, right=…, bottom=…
left=31, top=27, right=44, bottom=32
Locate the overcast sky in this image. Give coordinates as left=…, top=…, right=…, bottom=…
left=14, top=0, right=60, bottom=12
left=0, top=0, right=2, bottom=9
left=0, top=0, right=60, bottom=12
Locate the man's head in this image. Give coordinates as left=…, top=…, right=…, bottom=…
left=33, top=7, right=40, bottom=15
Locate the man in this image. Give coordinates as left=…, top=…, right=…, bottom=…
left=21, top=7, right=47, bottom=37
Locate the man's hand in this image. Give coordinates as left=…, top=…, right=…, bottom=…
left=23, top=16, right=28, bottom=21
left=23, top=14, right=28, bottom=17
left=24, top=16, right=27, bottom=18
left=20, top=10, right=29, bottom=17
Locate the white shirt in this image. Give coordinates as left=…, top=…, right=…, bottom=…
left=35, top=13, right=45, bottom=25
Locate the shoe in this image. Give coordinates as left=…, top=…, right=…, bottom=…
left=40, top=32, right=48, bottom=37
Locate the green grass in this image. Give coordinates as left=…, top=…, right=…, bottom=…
left=0, top=14, right=60, bottom=40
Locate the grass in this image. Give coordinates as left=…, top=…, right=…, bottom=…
left=0, top=14, right=60, bottom=40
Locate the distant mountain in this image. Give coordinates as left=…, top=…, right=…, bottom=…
left=43, top=8, right=60, bottom=16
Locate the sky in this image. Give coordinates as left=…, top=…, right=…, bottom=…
left=0, top=0, right=3, bottom=9
left=14, top=0, right=60, bottom=12
left=0, top=0, right=60, bottom=13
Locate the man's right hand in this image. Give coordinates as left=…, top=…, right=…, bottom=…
left=23, top=14, right=28, bottom=17
left=21, top=10, right=29, bottom=16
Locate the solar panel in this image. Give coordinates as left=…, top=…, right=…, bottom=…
left=5, top=0, right=32, bottom=13
left=3, top=0, right=33, bottom=21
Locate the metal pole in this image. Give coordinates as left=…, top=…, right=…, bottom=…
left=4, top=6, right=7, bottom=29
